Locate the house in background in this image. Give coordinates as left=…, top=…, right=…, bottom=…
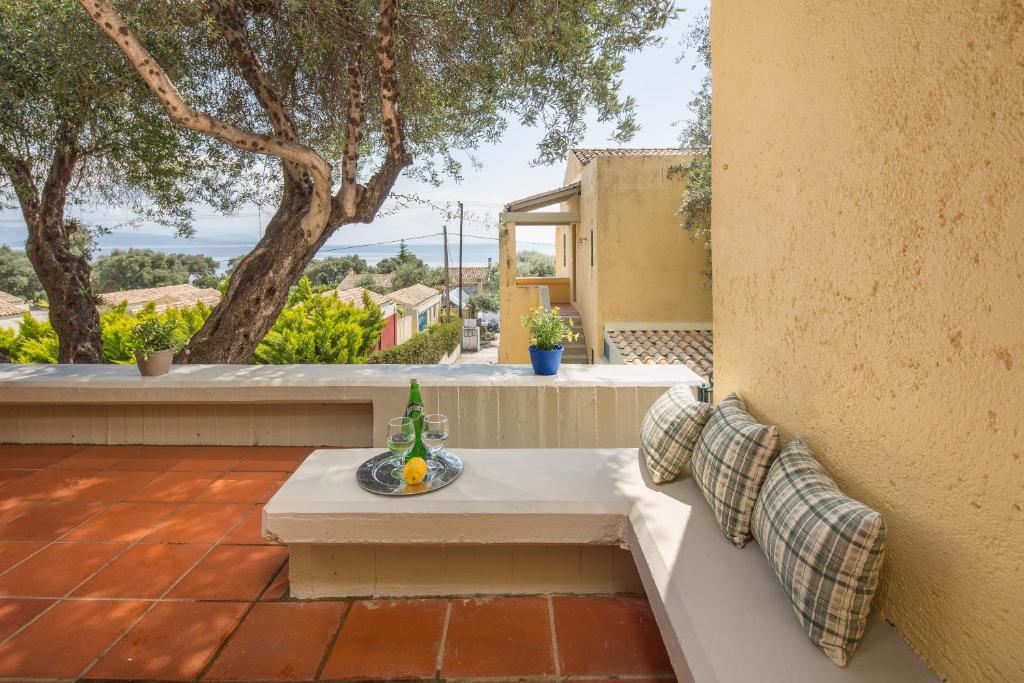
left=337, top=270, right=396, bottom=293
left=388, top=283, right=442, bottom=343
left=99, top=283, right=222, bottom=313
left=443, top=265, right=490, bottom=294
left=332, top=286, right=398, bottom=351
left=0, top=291, right=30, bottom=331
left=498, top=148, right=713, bottom=367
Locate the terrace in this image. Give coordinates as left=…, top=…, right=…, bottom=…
left=0, top=443, right=672, bottom=681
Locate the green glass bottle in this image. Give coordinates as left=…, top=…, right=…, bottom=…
left=404, top=379, right=428, bottom=461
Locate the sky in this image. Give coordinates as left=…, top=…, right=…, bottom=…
left=0, top=1, right=708, bottom=258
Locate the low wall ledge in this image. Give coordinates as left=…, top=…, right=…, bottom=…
left=0, top=363, right=701, bottom=404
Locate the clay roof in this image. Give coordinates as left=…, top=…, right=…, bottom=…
left=504, top=181, right=582, bottom=212
left=331, top=286, right=392, bottom=309
left=338, top=271, right=396, bottom=291
left=100, top=284, right=221, bottom=309
left=443, top=267, right=489, bottom=285
left=0, top=291, right=29, bottom=317
left=608, top=328, right=713, bottom=380
left=571, top=148, right=705, bottom=165
left=389, top=283, right=441, bottom=307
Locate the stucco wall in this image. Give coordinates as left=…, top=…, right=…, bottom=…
left=595, top=156, right=713, bottom=332
left=712, top=3, right=1024, bottom=680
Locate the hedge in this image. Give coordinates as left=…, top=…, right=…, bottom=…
left=368, top=320, right=461, bottom=364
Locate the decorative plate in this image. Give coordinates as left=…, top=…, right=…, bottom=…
left=356, top=450, right=463, bottom=496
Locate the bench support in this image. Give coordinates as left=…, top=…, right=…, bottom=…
left=286, top=543, right=643, bottom=598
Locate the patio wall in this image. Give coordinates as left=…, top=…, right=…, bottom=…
left=0, top=364, right=699, bottom=448
left=712, top=2, right=1023, bottom=680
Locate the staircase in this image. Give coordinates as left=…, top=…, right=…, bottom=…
left=557, top=307, right=589, bottom=364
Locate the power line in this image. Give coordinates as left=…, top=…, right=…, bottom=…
left=318, top=232, right=443, bottom=252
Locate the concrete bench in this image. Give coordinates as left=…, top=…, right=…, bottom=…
left=264, top=448, right=936, bottom=683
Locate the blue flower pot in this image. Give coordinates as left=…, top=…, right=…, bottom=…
left=529, top=345, right=564, bottom=375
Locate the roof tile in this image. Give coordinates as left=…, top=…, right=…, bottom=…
left=608, top=328, right=713, bottom=381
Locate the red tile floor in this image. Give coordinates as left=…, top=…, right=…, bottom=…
left=0, top=444, right=675, bottom=681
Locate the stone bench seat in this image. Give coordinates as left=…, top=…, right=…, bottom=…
left=264, top=448, right=936, bottom=683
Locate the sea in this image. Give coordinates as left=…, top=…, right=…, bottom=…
left=1, top=234, right=552, bottom=274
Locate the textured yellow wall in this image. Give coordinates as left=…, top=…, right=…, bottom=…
left=594, top=156, right=713, bottom=330
left=712, top=3, right=1024, bottom=680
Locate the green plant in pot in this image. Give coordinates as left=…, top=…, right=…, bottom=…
left=521, top=306, right=577, bottom=375
left=130, top=318, right=183, bottom=377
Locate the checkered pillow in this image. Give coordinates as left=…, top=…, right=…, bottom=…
left=752, top=439, right=886, bottom=667
left=691, top=392, right=780, bottom=547
left=639, top=384, right=713, bottom=483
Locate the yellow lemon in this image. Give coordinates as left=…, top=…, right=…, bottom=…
left=403, top=457, right=428, bottom=486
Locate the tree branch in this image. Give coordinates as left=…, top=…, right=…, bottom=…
left=0, top=146, right=39, bottom=219
left=79, top=0, right=333, bottom=242
left=375, top=0, right=406, bottom=160
left=207, top=1, right=306, bottom=186
left=338, top=58, right=364, bottom=218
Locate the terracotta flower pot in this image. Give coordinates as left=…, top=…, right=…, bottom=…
left=135, top=349, right=173, bottom=377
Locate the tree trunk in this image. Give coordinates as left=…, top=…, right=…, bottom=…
left=25, top=216, right=103, bottom=363
left=181, top=193, right=332, bottom=364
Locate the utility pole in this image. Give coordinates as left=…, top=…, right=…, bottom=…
left=442, top=224, right=450, bottom=322
left=458, top=201, right=464, bottom=319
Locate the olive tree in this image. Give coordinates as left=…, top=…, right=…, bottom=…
left=0, top=1, right=237, bottom=362
left=82, top=0, right=675, bottom=363
left=671, top=6, right=711, bottom=283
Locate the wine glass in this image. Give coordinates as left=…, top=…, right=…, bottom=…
left=422, top=414, right=449, bottom=472
left=386, top=416, right=415, bottom=480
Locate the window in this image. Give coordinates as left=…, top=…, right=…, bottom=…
left=418, top=310, right=428, bottom=332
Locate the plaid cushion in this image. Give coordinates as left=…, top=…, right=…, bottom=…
left=639, top=384, right=713, bottom=483
left=751, top=439, right=886, bottom=667
left=691, top=392, right=780, bottom=547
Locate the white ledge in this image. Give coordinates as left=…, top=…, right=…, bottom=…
left=0, top=363, right=703, bottom=404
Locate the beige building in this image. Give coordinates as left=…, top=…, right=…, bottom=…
left=388, top=283, right=442, bottom=344
left=0, top=291, right=30, bottom=330
left=499, top=149, right=713, bottom=366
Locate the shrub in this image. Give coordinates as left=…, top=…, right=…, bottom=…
left=368, top=320, right=461, bottom=364
left=252, top=277, right=385, bottom=364
left=131, top=318, right=184, bottom=357
left=521, top=306, right=576, bottom=351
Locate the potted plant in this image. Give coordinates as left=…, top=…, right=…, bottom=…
left=521, top=305, right=577, bottom=375
left=131, top=318, right=181, bottom=377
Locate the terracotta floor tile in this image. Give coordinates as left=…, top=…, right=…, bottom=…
left=204, top=601, right=347, bottom=681
left=171, top=446, right=253, bottom=472
left=74, top=543, right=209, bottom=598
left=55, top=470, right=160, bottom=502
left=125, top=471, right=218, bottom=502
left=0, top=469, right=32, bottom=489
left=221, top=505, right=276, bottom=545
left=0, top=445, right=85, bottom=469
left=107, top=445, right=194, bottom=471
left=0, top=498, right=42, bottom=526
left=443, top=596, right=555, bottom=678
left=168, top=545, right=287, bottom=601
left=260, top=561, right=289, bottom=600
left=48, top=446, right=137, bottom=470
left=0, top=598, right=148, bottom=679
left=553, top=596, right=673, bottom=677
left=0, top=597, right=53, bottom=640
left=0, top=500, right=106, bottom=541
left=0, top=468, right=95, bottom=500
left=0, top=542, right=124, bottom=597
left=197, top=472, right=286, bottom=504
left=65, top=502, right=179, bottom=542
left=143, top=503, right=250, bottom=543
left=0, top=541, right=45, bottom=573
left=322, top=599, right=447, bottom=681
left=85, top=601, right=248, bottom=681
left=231, top=447, right=313, bottom=472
